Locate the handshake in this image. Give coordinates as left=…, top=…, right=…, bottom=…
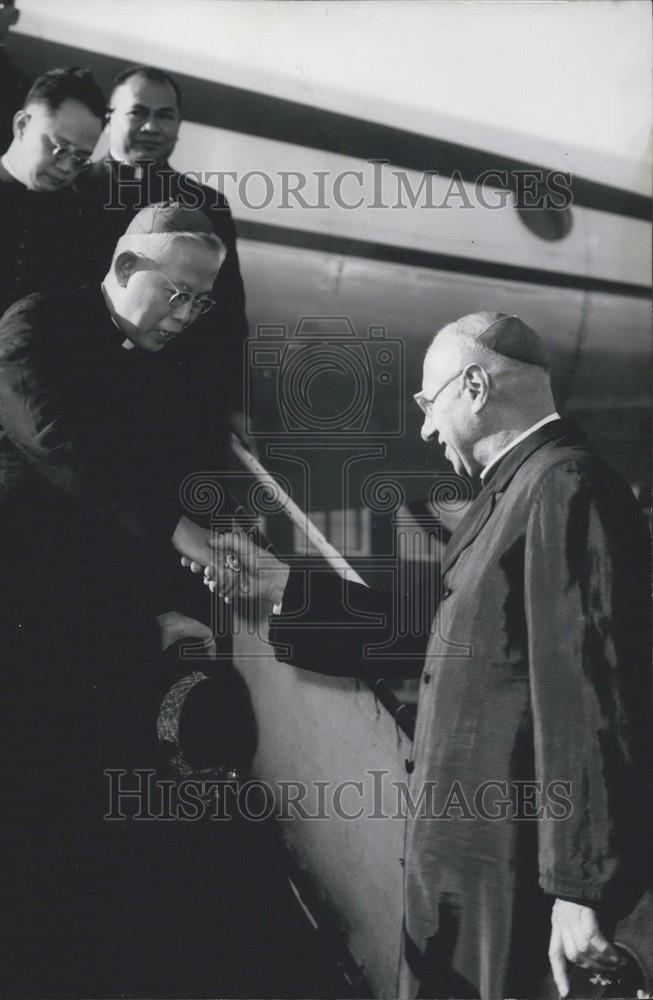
left=172, top=514, right=290, bottom=609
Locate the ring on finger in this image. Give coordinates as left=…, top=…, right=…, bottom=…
left=224, top=553, right=241, bottom=573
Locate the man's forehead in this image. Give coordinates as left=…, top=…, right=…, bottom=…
left=422, top=340, right=449, bottom=383
left=112, top=76, right=179, bottom=111
left=159, top=243, right=220, bottom=288
left=24, top=101, right=52, bottom=123
left=30, top=99, right=102, bottom=147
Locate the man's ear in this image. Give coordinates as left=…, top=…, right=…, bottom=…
left=114, top=251, right=140, bottom=287
left=13, top=109, right=29, bottom=140
left=463, top=364, right=491, bottom=411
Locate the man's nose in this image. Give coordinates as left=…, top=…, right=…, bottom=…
left=56, top=156, right=76, bottom=177
left=140, top=117, right=161, bottom=133
left=420, top=414, right=437, bottom=443
left=169, top=298, right=194, bottom=323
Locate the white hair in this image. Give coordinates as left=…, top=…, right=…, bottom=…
left=113, top=230, right=226, bottom=267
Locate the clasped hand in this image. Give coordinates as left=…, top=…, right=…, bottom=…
left=178, top=523, right=289, bottom=608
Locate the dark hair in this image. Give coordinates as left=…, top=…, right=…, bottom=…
left=110, top=66, right=181, bottom=113
left=24, top=67, right=106, bottom=121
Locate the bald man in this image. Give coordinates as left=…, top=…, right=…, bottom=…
left=212, top=312, right=651, bottom=999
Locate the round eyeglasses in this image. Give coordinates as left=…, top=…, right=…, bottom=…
left=413, top=369, right=464, bottom=418
left=43, top=133, right=93, bottom=171
left=159, top=272, right=216, bottom=316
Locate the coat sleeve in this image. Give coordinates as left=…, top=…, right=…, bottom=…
left=524, top=458, right=652, bottom=907
left=268, top=567, right=426, bottom=679
left=0, top=297, right=180, bottom=546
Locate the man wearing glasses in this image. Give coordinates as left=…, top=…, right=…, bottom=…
left=0, top=66, right=105, bottom=315
left=0, top=202, right=229, bottom=996
left=80, top=64, right=249, bottom=458
left=212, top=312, right=651, bottom=999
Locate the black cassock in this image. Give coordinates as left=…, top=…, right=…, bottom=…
left=0, top=285, right=226, bottom=996
left=269, top=419, right=652, bottom=999
left=0, top=161, right=95, bottom=317
left=78, top=158, right=249, bottom=419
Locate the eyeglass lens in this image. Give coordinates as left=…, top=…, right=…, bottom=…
left=169, top=291, right=214, bottom=315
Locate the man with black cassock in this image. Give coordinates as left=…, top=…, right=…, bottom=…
left=211, top=312, right=652, bottom=999
left=0, top=202, right=226, bottom=997
left=0, top=65, right=106, bottom=316
left=79, top=64, right=249, bottom=461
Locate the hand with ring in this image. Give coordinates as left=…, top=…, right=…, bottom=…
left=180, top=528, right=289, bottom=608
left=219, top=551, right=241, bottom=603
left=212, top=530, right=290, bottom=607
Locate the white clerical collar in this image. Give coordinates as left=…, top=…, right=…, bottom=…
left=101, top=281, right=135, bottom=349
left=111, top=314, right=134, bottom=350
left=109, top=151, right=147, bottom=181
left=480, top=413, right=561, bottom=481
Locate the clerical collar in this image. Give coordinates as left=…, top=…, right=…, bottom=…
left=480, top=413, right=561, bottom=482
left=109, top=151, right=167, bottom=181
left=100, top=281, right=135, bottom=349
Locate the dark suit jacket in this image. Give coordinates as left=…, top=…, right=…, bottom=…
left=78, top=157, right=248, bottom=417
left=270, top=419, right=652, bottom=998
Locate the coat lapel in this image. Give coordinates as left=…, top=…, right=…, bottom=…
left=442, top=484, right=498, bottom=573
left=441, top=419, right=581, bottom=574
